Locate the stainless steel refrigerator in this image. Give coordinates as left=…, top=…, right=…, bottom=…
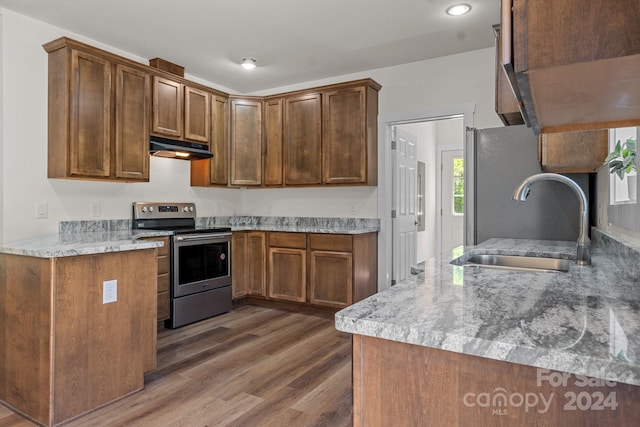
left=467, top=125, right=590, bottom=245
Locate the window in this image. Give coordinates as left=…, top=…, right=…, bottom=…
left=452, top=157, right=464, bottom=215
left=609, top=127, right=637, bottom=205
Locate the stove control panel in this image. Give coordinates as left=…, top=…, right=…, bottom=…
left=132, top=202, right=196, bottom=220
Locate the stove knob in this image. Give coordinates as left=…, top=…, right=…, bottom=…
left=142, top=207, right=147, bottom=213
left=183, top=206, right=188, bottom=212
left=188, top=206, right=194, bottom=212
left=149, top=206, right=154, bottom=212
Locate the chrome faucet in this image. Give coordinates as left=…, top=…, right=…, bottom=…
left=512, top=173, right=591, bottom=266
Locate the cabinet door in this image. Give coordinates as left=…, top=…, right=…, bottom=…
left=284, top=93, right=322, bottom=185
left=264, top=98, right=284, bottom=186
left=493, top=24, right=524, bottom=126
left=230, top=99, right=263, bottom=186
left=184, top=86, right=210, bottom=143
left=309, top=250, right=353, bottom=308
left=231, top=232, right=247, bottom=299
left=152, top=76, right=183, bottom=138
left=323, top=87, right=368, bottom=184
left=190, top=94, right=228, bottom=187
left=69, top=49, right=111, bottom=177
left=114, top=64, right=150, bottom=180
left=210, top=95, right=229, bottom=185
left=246, top=232, right=267, bottom=296
left=268, top=247, right=306, bottom=303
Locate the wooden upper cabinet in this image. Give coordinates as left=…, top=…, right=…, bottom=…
left=504, top=0, right=640, bottom=133
left=284, top=93, right=322, bottom=185
left=152, top=76, right=183, bottom=138
left=323, top=84, right=378, bottom=185
left=210, top=95, right=229, bottom=184
left=264, top=97, right=284, bottom=186
left=190, top=94, right=229, bottom=187
left=69, top=49, right=112, bottom=177
left=44, top=38, right=150, bottom=182
left=184, top=86, right=210, bottom=143
left=230, top=98, right=263, bottom=186
left=538, top=129, right=609, bottom=173
left=114, top=64, right=150, bottom=180
left=492, top=24, right=524, bottom=126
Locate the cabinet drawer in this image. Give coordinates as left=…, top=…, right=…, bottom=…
left=157, top=291, right=170, bottom=321
left=156, top=237, right=169, bottom=256
left=309, top=234, right=352, bottom=252
left=269, top=232, right=306, bottom=249
left=158, top=272, right=170, bottom=294
left=157, top=255, right=170, bottom=275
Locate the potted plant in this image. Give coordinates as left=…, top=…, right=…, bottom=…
left=606, top=137, right=637, bottom=201
left=605, top=137, right=637, bottom=179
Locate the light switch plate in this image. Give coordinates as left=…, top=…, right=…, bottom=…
left=91, top=202, right=101, bottom=217
left=103, top=279, right=117, bottom=304
left=36, top=202, right=48, bottom=219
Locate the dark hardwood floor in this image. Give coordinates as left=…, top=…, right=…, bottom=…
left=0, top=306, right=353, bottom=426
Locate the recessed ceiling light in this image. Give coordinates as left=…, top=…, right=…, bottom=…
left=241, top=57, right=257, bottom=70
left=446, top=4, right=471, bottom=16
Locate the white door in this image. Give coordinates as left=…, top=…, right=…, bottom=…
left=392, top=127, right=417, bottom=284
left=441, top=149, right=464, bottom=256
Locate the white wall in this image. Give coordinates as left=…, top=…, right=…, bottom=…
left=0, top=9, right=244, bottom=242
left=1, top=8, right=502, bottom=291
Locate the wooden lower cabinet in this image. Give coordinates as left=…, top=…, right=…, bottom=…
left=309, top=250, right=353, bottom=308
left=232, top=231, right=266, bottom=298
left=353, top=334, right=640, bottom=427
left=268, top=232, right=307, bottom=303
left=0, top=250, right=157, bottom=426
left=141, top=236, right=170, bottom=321
left=261, top=231, right=377, bottom=309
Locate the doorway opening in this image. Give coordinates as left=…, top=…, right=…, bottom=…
left=391, top=116, right=465, bottom=284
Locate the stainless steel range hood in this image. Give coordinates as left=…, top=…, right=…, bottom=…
left=150, top=136, right=213, bottom=160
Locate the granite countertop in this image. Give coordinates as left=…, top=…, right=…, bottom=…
left=201, top=216, right=381, bottom=234
left=335, top=232, right=640, bottom=387
left=0, top=230, right=168, bottom=258
left=0, top=216, right=380, bottom=258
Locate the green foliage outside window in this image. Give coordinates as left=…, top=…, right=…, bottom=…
left=453, top=158, right=464, bottom=215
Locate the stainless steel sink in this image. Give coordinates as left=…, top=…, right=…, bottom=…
left=460, top=254, right=571, bottom=273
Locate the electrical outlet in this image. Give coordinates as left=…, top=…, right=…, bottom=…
left=350, top=204, right=358, bottom=215
left=36, top=202, right=48, bottom=219
left=91, top=202, right=101, bottom=217
left=103, top=279, right=117, bottom=304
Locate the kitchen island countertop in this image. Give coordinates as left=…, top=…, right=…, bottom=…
left=336, top=231, right=640, bottom=387
left=0, top=230, right=168, bottom=258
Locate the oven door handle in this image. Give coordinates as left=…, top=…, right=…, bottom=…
left=175, top=233, right=232, bottom=241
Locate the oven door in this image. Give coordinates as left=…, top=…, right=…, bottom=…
left=172, top=232, right=232, bottom=298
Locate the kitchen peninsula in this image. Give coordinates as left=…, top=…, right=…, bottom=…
left=0, top=233, right=162, bottom=426
left=336, top=230, right=640, bottom=426
left=0, top=215, right=378, bottom=426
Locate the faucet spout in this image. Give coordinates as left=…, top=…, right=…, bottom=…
left=512, top=173, right=591, bottom=266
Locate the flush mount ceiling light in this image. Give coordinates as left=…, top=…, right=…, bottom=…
left=241, top=57, right=257, bottom=70
left=446, top=3, right=471, bottom=16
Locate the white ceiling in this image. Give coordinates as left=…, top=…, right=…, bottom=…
left=0, top=0, right=500, bottom=93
